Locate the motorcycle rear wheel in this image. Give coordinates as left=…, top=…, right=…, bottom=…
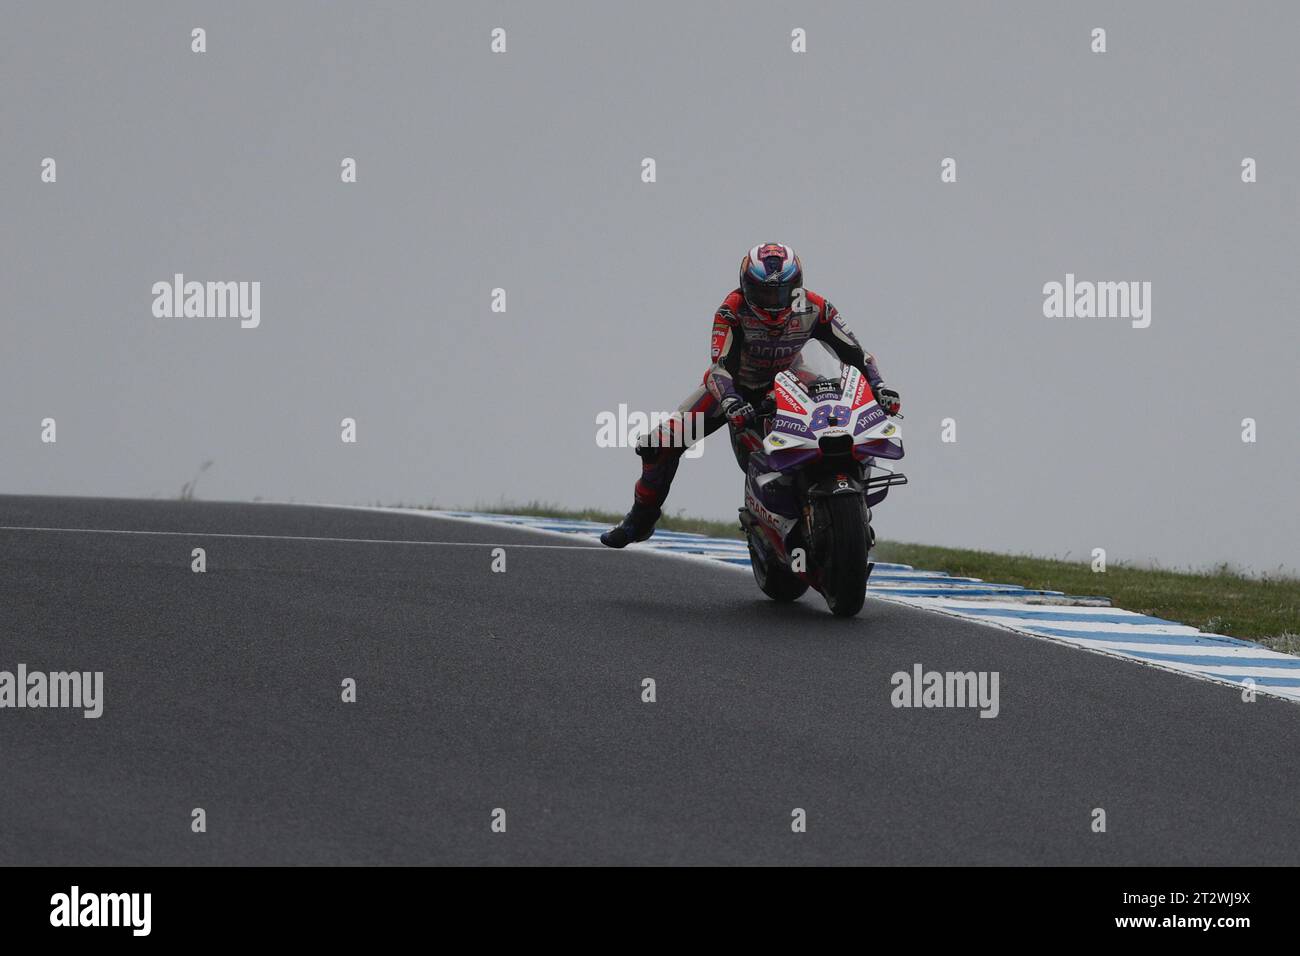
left=746, top=530, right=809, bottom=602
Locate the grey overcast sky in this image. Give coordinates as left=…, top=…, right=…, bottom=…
left=3, top=2, right=1297, bottom=574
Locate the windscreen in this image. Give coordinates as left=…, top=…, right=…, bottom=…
left=788, top=340, right=843, bottom=390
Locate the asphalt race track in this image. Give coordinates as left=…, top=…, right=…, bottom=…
left=2, top=495, right=1296, bottom=865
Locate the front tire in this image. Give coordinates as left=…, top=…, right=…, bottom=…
left=817, top=494, right=869, bottom=617
left=746, top=530, right=809, bottom=602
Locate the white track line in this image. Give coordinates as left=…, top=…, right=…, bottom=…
left=0, top=525, right=611, bottom=550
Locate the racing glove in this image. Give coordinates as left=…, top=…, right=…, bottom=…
left=874, top=385, right=902, bottom=417
left=720, top=395, right=757, bottom=429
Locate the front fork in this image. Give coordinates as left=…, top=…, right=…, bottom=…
left=803, top=468, right=875, bottom=561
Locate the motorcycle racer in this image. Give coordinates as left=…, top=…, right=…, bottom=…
left=601, top=242, right=902, bottom=548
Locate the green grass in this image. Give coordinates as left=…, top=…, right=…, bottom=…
left=421, top=500, right=1300, bottom=652
left=873, top=542, right=1300, bottom=651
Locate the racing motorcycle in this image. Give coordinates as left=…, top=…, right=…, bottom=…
left=734, top=342, right=906, bottom=617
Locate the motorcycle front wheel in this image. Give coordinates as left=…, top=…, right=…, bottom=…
left=815, top=494, right=869, bottom=617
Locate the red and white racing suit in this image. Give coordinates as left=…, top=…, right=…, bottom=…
left=632, top=288, right=887, bottom=509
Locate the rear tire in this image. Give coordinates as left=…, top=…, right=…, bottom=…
left=818, top=494, right=869, bottom=617
left=746, top=531, right=809, bottom=602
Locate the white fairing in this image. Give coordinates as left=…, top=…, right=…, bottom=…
left=763, top=361, right=904, bottom=455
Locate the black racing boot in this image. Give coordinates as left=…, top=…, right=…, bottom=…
left=600, top=502, right=662, bottom=549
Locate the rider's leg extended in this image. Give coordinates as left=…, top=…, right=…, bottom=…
left=600, top=385, right=725, bottom=548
